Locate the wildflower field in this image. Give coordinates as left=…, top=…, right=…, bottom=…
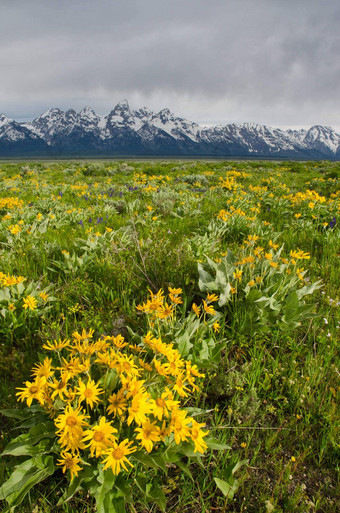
left=0, top=160, right=339, bottom=513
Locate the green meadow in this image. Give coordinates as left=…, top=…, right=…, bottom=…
left=0, top=160, right=339, bottom=513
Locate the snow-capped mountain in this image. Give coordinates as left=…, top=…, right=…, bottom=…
left=0, top=101, right=339, bottom=158
left=0, top=113, right=48, bottom=155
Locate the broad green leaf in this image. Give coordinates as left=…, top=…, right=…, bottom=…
left=178, top=442, right=204, bottom=466
left=205, top=436, right=231, bottom=451
left=0, top=409, right=31, bottom=420
left=214, top=477, right=237, bottom=499
left=135, top=475, right=149, bottom=494
left=57, top=467, right=98, bottom=505
left=176, top=460, right=194, bottom=481
left=0, top=455, right=55, bottom=508
left=199, top=340, right=210, bottom=361
left=148, top=486, right=167, bottom=512
left=198, top=264, right=218, bottom=291
left=115, top=475, right=133, bottom=503
left=216, top=268, right=227, bottom=289
left=219, top=282, right=231, bottom=306
left=163, top=448, right=182, bottom=463
left=2, top=421, right=55, bottom=458
left=176, top=332, right=193, bottom=357
left=184, top=407, right=208, bottom=417
left=132, top=451, right=165, bottom=471
left=296, top=279, right=323, bottom=299
left=94, top=468, right=122, bottom=513
left=2, top=438, right=52, bottom=457
left=16, top=413, right=50, bottom=429
left=149, top=453, right=166, bottom=472
left=231, top=458, right=248, bottom=475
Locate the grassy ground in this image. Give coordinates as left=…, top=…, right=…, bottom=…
left=0, top=160, right=339, bottom=512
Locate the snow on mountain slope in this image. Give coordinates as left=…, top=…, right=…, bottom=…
left=0, top=114, right=43, bottom=143
left=0, top=113, right=12, bottom=129
left=149, top=108, right=200, bottom=142
left=303, top=125, right=340, bottom=154
left=1, top=101, right=339, bottom=158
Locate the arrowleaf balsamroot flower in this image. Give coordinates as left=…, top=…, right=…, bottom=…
left=135, top=419, right=161, bottom=452
left=107, top=389, right=128, bottom=417
left=16, top=376, right=46, bottom=407
left=31, top=357, right=54, bottom=380
left=14, top=292, right=209, bottom=487
left=55, top=405, right=89, bottom=453
left=57, top=451, right=82, bottom=481
left=42, top=338, right=70, bottom=351
left=168, top=286, right=182, bottom=295
left=190, top=419, right=209, bottom=453
left=102, top=439, right=137, bottom=475
left=22, top=295, right=37, bottom=310
left=203, top=300, right=216, bottom=315
left=170, top=409, right=191, bottom=444
left=172, top=373, right=191, bottom=397
left=82, top=417, right=118, bottom=457
left=127, top=392, right=155, bottom=426
left=76, top=378, right=103, bottom=409
left=50, top=376, right=70, bottom=401
left=206, top=293, right=219, bottom=303
left=290, top=249, right=311, bottom=260
left=192, top=303, right=201, bottom=317
left=213, top=321, right=221, bottom=333
left=233, top=269, right=243, bottom=281
left=153, top=390, right=179, bottom=420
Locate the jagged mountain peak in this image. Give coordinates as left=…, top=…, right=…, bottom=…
left=65, top=108, right=77, bottom=116
left=2, top=102, right=340, bottom=158
left=306, top=125, right=336, bottom=136
left=134, top=106, right=153, bottom=119
left=111, top=99, right=131, bottom=116
left=0, top=113, right=11, bottom=127
left=79, top=106, right=97, bottom=116
left=39, top=107, right=63, bottom=118
left=156, top=108, right=175, bottom=121
left=304, top=125, right=340, bottom=154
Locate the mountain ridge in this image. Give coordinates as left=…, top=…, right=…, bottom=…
left=1, top=101, right=339, bottom=158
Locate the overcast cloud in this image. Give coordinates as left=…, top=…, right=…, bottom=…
left=1, top=0, right=339, bottom=130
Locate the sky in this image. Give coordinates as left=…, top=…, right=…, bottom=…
left=1, top=0, right=339, bottom=131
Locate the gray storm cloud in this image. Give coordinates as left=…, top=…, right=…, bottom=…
left=0, top=0, right=339, bottom=129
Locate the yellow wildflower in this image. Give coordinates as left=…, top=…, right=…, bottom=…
left=135, top=419, right=161, bottom=452
left=82, top=417, right=118, bottom=457
left=31, top=357, right=54, bottom=380
left=203, top=300, right=216, bottom=315
left=170, top=409, right=191, bottom=445
left=213, top=321, right=221, bottom=333
left=190, top=419, right=209, bottom=453
left=57, top=451, right=82, bottom=481
left=23, top=295, right=37, bottom=311
left=55, top=405, right=89, bottom=453
left=102, top=439, right=136, bottom=475
left=16, top=377, right=46, bottom=407
left=153, top=390, right=179, bottom=420
left=76, top=379, right=103, bottom=409
left=206, top=293, right=219, bottom=303
left=127, top=392, right=154, bottom=426
left=192, top=303, right=201, bottom=317
left=233, top=269, right=243, bottom=282
left=107, top=390, right=127, bottom=417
